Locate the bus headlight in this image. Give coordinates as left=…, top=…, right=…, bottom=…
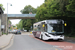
left=45, top=33, right=50, bottom=37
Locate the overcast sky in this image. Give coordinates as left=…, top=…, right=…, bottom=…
left=0, top=0, right=44, bottom=25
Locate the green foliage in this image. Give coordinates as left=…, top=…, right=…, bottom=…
left=36, top=0, right=75, bottom=20
left=16, top=20, right=23, bottom=29
left=0, top=4, right=5, bottom=11
left=20, top=5, right=37, bottom=14
left=66, top=0, right=75, bottom=17
left=2, top=32, right=7, bottom=35
left=44, top=0, right=47, bottom=2
left=22, top=19, right=32, bottom=31
left=36, top=0, right=65, bottom=21
left=16, top=19, right=36, bottom=32
left=13, top=26, right=16, bottom=27
left=66, top=0, right=75, bottom=12
left=8, top=20, right=11, bottom=24
left=22, top=19, right=36, bottom=31
left=19, top=5, right=37, bottom=31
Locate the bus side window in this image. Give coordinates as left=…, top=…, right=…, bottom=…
left=37, top=25, right=41, bottom=31
left=41, top=24, right=47, bottom=32
left=34, top=25, right=36, bottom=27
left=33, top=25, right=37, bottom=31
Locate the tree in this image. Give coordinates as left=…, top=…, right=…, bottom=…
left=13, top=26, right=16, bottom=28
left=35, top=0, right=70, bottom=21
left=16, top=19, right=36, bottom=32
left=20, top=5, right=37, bottom=31
left=66, top=0, right=75, bottom=12
left=20, top=5, right=37, bottom=14
left=45, top=0, right=47, bottom=2
left=22, top=19, right=32, bottom=31
left=0, top=4, right=5, bottom=11
left=8, top=20, right=11, bottom=24
left=36, top=0, right=61, bottom=21
left=21, top=19, right=36, bottom=32
left=16, top=20, right=23, bottom=29
left=8, top=20, right=12, bottom=29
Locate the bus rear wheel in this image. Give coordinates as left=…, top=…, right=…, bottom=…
left=34, top=35, right=37, bottom=38
left=41, top=35, right=43, bottom=40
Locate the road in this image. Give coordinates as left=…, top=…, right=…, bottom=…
left=3, top=32, right=62, bottom=50
left=3, top=32, right=75, bottom=50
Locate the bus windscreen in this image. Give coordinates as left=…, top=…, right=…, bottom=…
left=50, top=24, right=63, bottom=32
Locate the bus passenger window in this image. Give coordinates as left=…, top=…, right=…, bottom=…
left=38, top=25, right=41, bottom=31
left=34, top=25, right=36, bottom=27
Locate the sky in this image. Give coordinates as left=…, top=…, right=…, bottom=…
left=0, top=0, right=44, bottom=25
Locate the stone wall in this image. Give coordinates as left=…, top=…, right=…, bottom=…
left=0, top=14, right=2, bottom=36
left=1, top=14, right=7, bottom=33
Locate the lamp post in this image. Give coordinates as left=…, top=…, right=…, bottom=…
left=7, top=3, right=12, bottom=35
left=7, top=3, right=12, bottom=14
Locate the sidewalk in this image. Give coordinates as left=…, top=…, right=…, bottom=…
left=0, top=34, right=14, bottom=49
left=64, top=36, right=75, bottom=43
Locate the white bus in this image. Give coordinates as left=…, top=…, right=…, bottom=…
left=32, top=19, right=64, bottom=40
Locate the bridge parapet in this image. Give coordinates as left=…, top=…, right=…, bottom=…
left=7, top=14, right=36, bottom=19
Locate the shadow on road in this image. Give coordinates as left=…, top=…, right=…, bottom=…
left=43, top=40, right=64, bottom=42
left=35, top=37, right=64, bottom=42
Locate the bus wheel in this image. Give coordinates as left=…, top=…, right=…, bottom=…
left=34, top=35, right=36, bottom=38
left=41, top=35, right=43, bottom=40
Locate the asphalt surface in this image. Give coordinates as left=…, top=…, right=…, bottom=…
left=6, top=35, right=63, bottom=50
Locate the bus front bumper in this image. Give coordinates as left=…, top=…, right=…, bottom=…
left=43, top=35, right=64, bottom=40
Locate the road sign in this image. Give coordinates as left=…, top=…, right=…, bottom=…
left=1, top=25, right=5, bottom=29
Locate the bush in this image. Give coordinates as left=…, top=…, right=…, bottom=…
left=2, top=32, right=7, bottom=35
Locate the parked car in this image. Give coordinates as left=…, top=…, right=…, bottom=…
left=13, top=30, right=17, bottom=33
left=9, top=29, right=17, bottom=33
left=24, top=30, right=27, bottom=32
left=8, top=30, right=11, bottom=33
left=16, top=30, right=21, bottom=34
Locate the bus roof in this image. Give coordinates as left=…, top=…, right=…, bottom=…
left=34, top=19, right=64, bottom=25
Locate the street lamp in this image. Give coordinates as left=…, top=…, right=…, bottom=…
left=7, top=3, right=12, bottom=35
left=7, top=3, right=12, bottom=14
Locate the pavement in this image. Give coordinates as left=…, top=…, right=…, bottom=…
left=64, top=37, right=75, bottom=43
left=0, top=34, right=14, bottom=49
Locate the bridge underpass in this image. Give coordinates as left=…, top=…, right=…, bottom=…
left=1, top=14, right=36, bottom=33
